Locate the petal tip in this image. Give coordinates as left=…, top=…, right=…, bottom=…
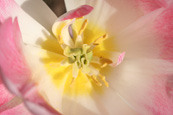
left=59, top=5, right=93, bottom=21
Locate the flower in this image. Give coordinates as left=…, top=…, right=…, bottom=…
left=0, top=0, right=173, bottom=115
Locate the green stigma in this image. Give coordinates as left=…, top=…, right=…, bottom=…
left=64, top=44, right=93, bottom=69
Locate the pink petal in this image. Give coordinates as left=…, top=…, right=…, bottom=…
left=0, top=104, right=32, bottom=115
left=0, top=84, right=13, bottom=106
left=0, top=97, right=22, bottom=113
left=146, top=75, right=173, bottom=115
left=110, top=52, right=126, bottom=67
left=154, top=3, right=173, bottom=60
left=59, top=5, right=93, bottom=21
left=0, top=0, right=18, bottom=22
left=134, top=0, right=168, bottom=13
left=0, top=18, right=31, bottom=95
left=116, top=8, right=164, bottom=59
left=0, top=83, right=24, bottom=113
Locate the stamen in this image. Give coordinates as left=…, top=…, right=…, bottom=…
left=91, top=76, right=102, bottom=86
left=99, top=74, right=109, bottom=87
left=78, top=19, right=88, bottom=35
left=101, top=63, right=108, bottom=68
left=70, top=77, right=75, bottom=86
left=57, top=35, right=64, bottom=44
left=93, top=33, right=108, bottom=45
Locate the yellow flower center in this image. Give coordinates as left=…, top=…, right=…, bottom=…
left=40, top=16, right=124, bottom=96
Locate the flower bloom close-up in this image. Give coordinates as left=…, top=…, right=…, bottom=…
left=0, top=0, right=173, bottom=115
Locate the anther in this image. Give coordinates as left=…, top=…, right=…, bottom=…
left=93, top=33, right=108, bottom=45
left=78, top=19, right=88, bottom=35
left=99, top=74, right=109, bottom=87
left=91, top=76, right=102, bottom=86
left=101, top=63, right=108, bottom=68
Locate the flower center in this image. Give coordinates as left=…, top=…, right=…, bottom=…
left=53, top=18, right=112, bottom=87
left=40, top=16, right=125, bottom=95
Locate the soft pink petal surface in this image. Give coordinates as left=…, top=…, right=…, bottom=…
left=0, top=18, right=31, bottom=95
left=0, top=83, right=30, bottom=114
left=134, top=0, right=167, bottom=13
left=0, top=104, right=32, bottom=115
left=23, top=86, right=61, bottom=115
left=59, top=5, right=93, bottom=21
left=154, top=3, right=173, bottom=60
left=0, top=18, right=61, bottom=114
left=0, top=84, right=13, bottom=106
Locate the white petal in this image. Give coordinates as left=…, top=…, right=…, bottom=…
left=64, top=0, right=143, bottom=34
left=23, top=45, right=101, bottom=114
left=104, top=58, right=173, bottom=114
left=2, top=0, right=57, bottom=50
left=52, top=19, right=75, bottom=47
left=61, top=96, right=100, bottom=115
left=92, top=88, right=138, bottom=115
left=23, top=45, right=66, bottom=112
left=15, top=0, right=57, bottom=31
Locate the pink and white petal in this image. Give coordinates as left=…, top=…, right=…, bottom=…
left=65, top=0, right=145, bottom=34
left=116, top=8, right=165, bottom=59
left=116, top=3, right=173, bottom=60
left=148, top=75, right=173, bottom=115
left=0, top=18, right=31, bottom=95
left=0, top=97, right=22, bottom=113
left=0, top=18, right=58, bottom=115
left=102, top=58, right=173, bottom=114
left=134, top=0, right=168, bottom=14
left=0, top=80, right=30, bottom=114
left=98, top=4, right=173, bottom=114
left=15, top=0, right=57, bottom=31
left=0, top=104, right=32, bottom=115
left=0, top=0, right=56, bottom=50
left=23, top=86, right=61, bottom=115
left=23, top=45, right=65, bottom=113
